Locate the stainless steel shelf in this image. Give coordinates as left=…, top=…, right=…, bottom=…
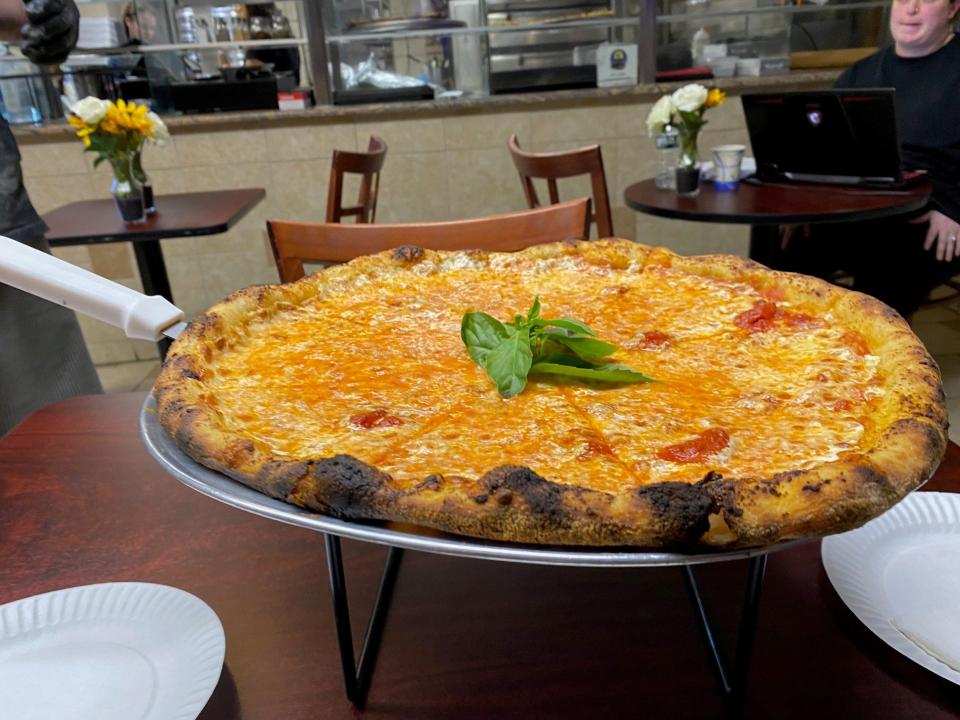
left=657, top=0, right=889, bottom=23
left=325, top=17, right=641, bottom=44
left=70, top=39, right=307, bottom=56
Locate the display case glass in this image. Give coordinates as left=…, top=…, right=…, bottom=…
left=655, top=0, right=889, bottom=76
left=0, top=0, right=898, bottom=121
left=127, top=0, right=309, bottom=113
left=0, top=0, right=312, bottom=124
left=321, top=0, right=647, bottom=103
left=320, top=0, right=893, bottom=104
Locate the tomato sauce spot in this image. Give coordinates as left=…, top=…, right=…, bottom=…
left=350, top=408, right=403, bottom=429
left=759, top=285, right=786, bottom=302
left=782, top=312, right=824, bottom=330
left=578, top=439, right=614, bottom=461
left=735, top=300, right=824, bottom=333
left=841, top=331, right=870, bottom=356
left=656, top=428, right=730, bottom=464
left=832, top=399, right=853, bottom=412
left=643, top=330, right=671, bottom=346
left=734, top=301, right=778, bottom=333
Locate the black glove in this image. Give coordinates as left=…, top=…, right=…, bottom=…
left=20, top=0, right=79, bottom=65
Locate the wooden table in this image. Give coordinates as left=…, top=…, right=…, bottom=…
left=42, top=188, right=266, bottom=357
left=1, top=392, right=959, bottom=720
left=623, top=178, right=931, bottom=265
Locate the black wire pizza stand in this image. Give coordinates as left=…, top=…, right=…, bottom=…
left=141, top=396, right=804, bottom=717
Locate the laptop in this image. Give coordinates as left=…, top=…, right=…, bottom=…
left=742, top=90, right=923, bottom=187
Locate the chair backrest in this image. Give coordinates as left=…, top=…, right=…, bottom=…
left=327, top=135, right=388, bottom=224
left=267, top=198, right=591, bottom=282
left=507, top=134, right=614, bottom=239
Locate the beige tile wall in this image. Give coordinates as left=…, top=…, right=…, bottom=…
left=18, top=96, right=752, bottom=364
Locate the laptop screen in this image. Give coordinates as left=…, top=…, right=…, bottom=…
left=742, top=90, right=903, bottom=184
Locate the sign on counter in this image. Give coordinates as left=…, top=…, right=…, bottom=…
left=596, top=43, right=639, bottom=88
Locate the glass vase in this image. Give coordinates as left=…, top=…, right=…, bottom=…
left=109, top=154, right=146, bottom=224
left=674, top=130, right=701, bottom=197
left=131, top=144, right=155, bottom=215
left=675, top=165, right=701, bottom=196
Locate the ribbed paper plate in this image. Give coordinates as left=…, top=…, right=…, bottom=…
left=0, top=582, right=225, bottom=720
left=821, top=491, right=960, bottom=685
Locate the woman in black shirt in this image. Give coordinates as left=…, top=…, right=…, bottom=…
left=777, top=0, right=960, bottom=318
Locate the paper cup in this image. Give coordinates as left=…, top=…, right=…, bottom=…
left=712, top=144, right=746, bottom=190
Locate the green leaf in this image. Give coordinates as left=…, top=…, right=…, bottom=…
left=533, top=351, right=593, bottom=368
left=530, top=361, right=655, bottom=385
left=540, top=328, right=618, bottom=359
left=460, top=311, right=508, bottom=366
left=461, top=299, right=654, bottom=396
left=484, top=328, right=532, bottom=398
left=535, top=317, right=596, bottom=336
left=527, top=296, right=541, bottom=323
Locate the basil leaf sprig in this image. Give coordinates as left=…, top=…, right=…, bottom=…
left=461, top=297, right=654, bottom=398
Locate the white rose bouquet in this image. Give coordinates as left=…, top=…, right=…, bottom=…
left=645, top=83, right=726, bottom=167
left=645, top=95, right=674, bottom=137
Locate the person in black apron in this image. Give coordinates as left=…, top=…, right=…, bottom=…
left=0, top=0, right=101, bottom=436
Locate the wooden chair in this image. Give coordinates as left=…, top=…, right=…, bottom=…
left=507, top=134, right=614, bottom=239
left=267, top=198, right=591, bottom=282
left=326, top=135, right=387, bottom=223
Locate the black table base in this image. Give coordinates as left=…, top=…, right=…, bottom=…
left=322, top=537, right=768, bottom=717
left=324, top=535, right=404, bottom=707
left=748, top=225, right=782, bottom=266
left=132, top=240, right=173, bottom=358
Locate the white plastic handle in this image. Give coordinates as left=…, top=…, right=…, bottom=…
left=0, top=234, right=184, bottom=341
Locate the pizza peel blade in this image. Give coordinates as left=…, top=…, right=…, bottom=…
left=0, top=234, right=186, bottom=341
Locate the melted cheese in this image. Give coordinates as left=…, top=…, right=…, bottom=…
left=203, top=254, right=886, bottom=493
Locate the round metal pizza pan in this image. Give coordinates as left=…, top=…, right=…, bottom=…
left=140, top=396, right=804, bottom=568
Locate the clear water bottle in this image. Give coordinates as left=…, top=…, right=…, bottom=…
left=655, top=124, right=680, bottom=189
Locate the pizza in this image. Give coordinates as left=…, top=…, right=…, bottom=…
left=153, top=239, right=947, bottom=549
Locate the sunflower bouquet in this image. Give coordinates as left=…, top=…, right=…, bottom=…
left=68, top=97, right=169, bottom=221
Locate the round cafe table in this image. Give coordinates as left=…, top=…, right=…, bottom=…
left=623, top=178, right=932, bottom=265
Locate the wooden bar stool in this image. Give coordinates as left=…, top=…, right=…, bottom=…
left=327, top=135, right=388, bottom=223
left=507, top=134, right=614, bottom=239
left=267, top=198, right=591, bottom=282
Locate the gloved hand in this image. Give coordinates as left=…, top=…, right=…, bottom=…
left=20, top=0, right=79, bottom=65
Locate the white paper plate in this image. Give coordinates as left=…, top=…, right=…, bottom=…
left=0, top=582, right=225, bottom=720
left=822, top=491, right=960, bottom=685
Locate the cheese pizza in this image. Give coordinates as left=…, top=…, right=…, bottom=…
left=153, top=239, right=947, bottom=548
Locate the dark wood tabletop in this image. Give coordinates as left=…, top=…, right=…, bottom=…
left=623, top=178, right=932, bottom=226
left=1, top=392, right=958, bottom=720
left=41, top=188, right=266, bottom=358
left=42, top=188, right=267, bottom=246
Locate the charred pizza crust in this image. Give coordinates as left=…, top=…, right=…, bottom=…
left=153, top=240, right=947, bottom=549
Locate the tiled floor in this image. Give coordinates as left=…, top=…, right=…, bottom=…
left=98, top=359, right=162, bottom=394
left=99, top=303, right=960, bottom=444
